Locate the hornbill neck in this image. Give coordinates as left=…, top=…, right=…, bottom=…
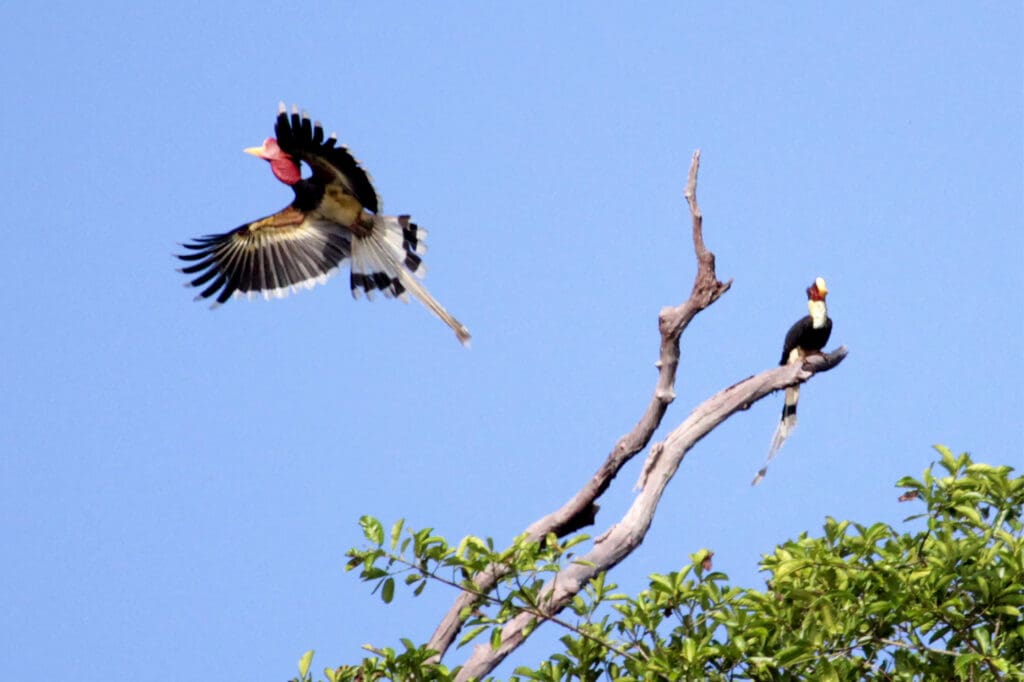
left=808, top=298, right=828, bottom=329
left=291, top=179, right=325, bottom=213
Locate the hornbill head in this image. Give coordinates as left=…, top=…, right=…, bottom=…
left=807, top=277, right=828, bottom=301
left=243, top=137, right=301, bottom=186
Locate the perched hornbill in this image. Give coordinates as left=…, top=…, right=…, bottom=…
left=752, top=277, right=832, bottom=485
left=177, top=103, right=471, bottom=346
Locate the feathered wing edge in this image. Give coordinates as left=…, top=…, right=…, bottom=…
left=350, top=215, right=472, bottom=346
left=178, top=213, right=470, bottom=345
left=177, top=215, right=352, bottom=307
left=751, top=385, right=799, bottom=486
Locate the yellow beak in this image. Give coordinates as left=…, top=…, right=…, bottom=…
left=243, top=145, right=267, bottom=158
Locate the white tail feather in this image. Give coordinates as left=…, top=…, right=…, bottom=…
left=752, top=385, right=799, bottom=485
left=352, top=216, right=471, bottom=346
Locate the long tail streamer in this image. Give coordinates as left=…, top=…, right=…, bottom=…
left=350, top=215, right=471, bottom=346
left=752, top=385, right=799, bottom=485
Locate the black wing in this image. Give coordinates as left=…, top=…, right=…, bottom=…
left=780, top=315, right=812, bottom=365
left=178, top=206, right=352, bottom=307
left=779, top=315, right=832, bottom=364
left=273, top=104, right=381, bottom=214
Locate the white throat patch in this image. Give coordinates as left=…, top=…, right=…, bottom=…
left=808, top=299, right=828, bottom=329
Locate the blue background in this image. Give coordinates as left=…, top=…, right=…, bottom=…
left=2, top=3, right=1021, bottom=679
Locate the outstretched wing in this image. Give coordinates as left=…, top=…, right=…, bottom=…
left=177, top=206, right=353, bottom=307
left=273, top=103, right=381, bottom=214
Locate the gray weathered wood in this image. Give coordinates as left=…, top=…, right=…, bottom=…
left=426, top=152, right=847, bottom=679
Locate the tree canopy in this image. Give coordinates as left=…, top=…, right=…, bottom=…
left=292, top=447, right=1023, bottom=681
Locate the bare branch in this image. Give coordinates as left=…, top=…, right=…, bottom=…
left=454, top=347, right=847, bottom=679
left=427, top=152, right=847, bottom=679
left=427, top=151, right=729, bottom=659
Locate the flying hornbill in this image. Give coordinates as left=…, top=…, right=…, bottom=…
left=752, top=277, right=832, bottom=485
left=177, top=103, right=471, bottom=346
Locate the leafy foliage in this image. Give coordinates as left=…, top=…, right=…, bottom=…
left=291, top=448, right=1023, bottom=681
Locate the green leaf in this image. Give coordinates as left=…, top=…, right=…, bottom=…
left=953, top=504, right=982, bottom=525
left=389, top=518, right=405, bottom=551
left=459, top=624, right=488, bottom=647
left=682, top=636, right=697, bottom=662
left=381, top=577, right=395, bottom=604
left=360, top=516, right=385, bottom=545
left=954, top=653, right=983, bottom=678
left=455, top=535, right=470, bottom=558
left=974, top=626, right=991, bottom=654
left=522, top=618, right=537, bottom=638
left=649, top=574, right=674, bottom=594
left=816, top=659, right=839, bottom=682
left=562, top=534, right=590, bottom=550
left=362, top=567, right=388, bottom=581
left=297, top=650, right=314, bottom=679
left=775, top=645, right=810, bottom=666
left=990, top=657, right=1011, bottom=673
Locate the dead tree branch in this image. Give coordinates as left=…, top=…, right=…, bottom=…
left=427, top=152, right=847, bottom=679
left=427, top=151, right=729, bottom=660
left=454, top=347, right=846, bottom=679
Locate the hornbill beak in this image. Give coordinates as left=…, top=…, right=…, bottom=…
left=243, top=144, right=269, bottom=159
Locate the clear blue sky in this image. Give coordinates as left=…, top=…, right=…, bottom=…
left=2, top=3, right=1021, bottom=679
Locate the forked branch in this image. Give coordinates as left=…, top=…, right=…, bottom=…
left=425, top=152, right=846, bottom=679
left=427, top=151, right=728, bottom=660
left=454, top=347, right=845, bottom=679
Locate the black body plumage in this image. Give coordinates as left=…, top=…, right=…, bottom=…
left=779, top=316, right=833, bottom=365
